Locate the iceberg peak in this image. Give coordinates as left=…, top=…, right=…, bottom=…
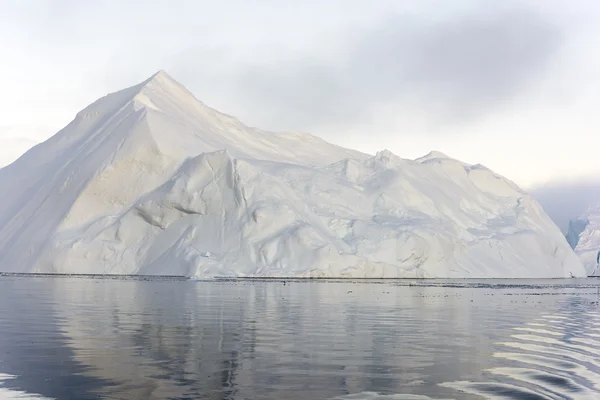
left=375, top=149, right=397, bottom=159
left=146, top=69, right=171, bottom=82
left=132, top=69, right=205, bottom=112
left=415, top=150, right=452, bottom=163
left=138, top=70, right=186, bottom=93
left=374, top=149, right=405, bottom=165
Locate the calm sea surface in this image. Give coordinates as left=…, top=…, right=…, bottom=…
left=0, top=277, right=599, bottom=399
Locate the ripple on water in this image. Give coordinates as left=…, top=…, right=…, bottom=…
left=329, top=392, right=454, bottom=400
left=1, top=278, right=599, bottom=399
left=440, top=381, right=553, bottom=400
left=442, top=310, right=600, bottom=399
left=0, top=374, right=53, bottom=399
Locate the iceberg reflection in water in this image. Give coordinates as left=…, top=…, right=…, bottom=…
left=0, top=374, right=52, bottom=399
left=0, top=277, right=599, bottom=399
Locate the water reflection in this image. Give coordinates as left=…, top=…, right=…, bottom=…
left=0, top=277, right=598, bottom=399
left=0, top=278, right=111, bottom=399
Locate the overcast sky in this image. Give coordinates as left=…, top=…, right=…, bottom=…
left=1, top=0, right=599, bottom=188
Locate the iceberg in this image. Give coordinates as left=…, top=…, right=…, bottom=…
left=566, top=204, right=600, bottom=276
left=0, top=71, right=585, bottom=278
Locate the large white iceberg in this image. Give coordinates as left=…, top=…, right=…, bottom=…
left=0, top=71, right=585, bottom=278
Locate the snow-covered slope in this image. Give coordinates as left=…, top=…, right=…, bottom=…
left=566, top=204, right=600, bottom=276
left=0, top=71, right=585, bottom=278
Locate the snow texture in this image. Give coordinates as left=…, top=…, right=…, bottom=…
left=0, top=71, right=585, bottom=278
left=566, top=203, right=600, bottom=276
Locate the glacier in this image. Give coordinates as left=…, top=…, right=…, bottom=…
left=0, top=71, right=585, bottom=278
left=566, top=204, right=600, bottom=276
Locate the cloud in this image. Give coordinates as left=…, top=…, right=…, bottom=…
left=531, top=179, right=600, bottom=232
left=222, top=6, right=562, bottom=132
left=0, top=125, right=49, bottom=167
left=0, top=137, right=38, bottom=167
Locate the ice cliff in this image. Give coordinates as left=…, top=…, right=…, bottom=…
left=566, top=204, right=600, bottom=276
left=0, top=71, right=585, bottom=278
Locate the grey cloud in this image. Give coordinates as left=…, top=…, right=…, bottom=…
left=225, top=7, right=562, bottom=131
left=234, top=63, right=358, bottom=128
left=531, top=179, right=600, bottom=232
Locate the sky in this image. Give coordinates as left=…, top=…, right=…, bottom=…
left=531, top=178, right=600, bottom=232
left=1, top=0, right=599, bottom=189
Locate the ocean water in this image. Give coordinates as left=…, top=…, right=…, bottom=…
left=0, top=276, right=599, bottom=399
